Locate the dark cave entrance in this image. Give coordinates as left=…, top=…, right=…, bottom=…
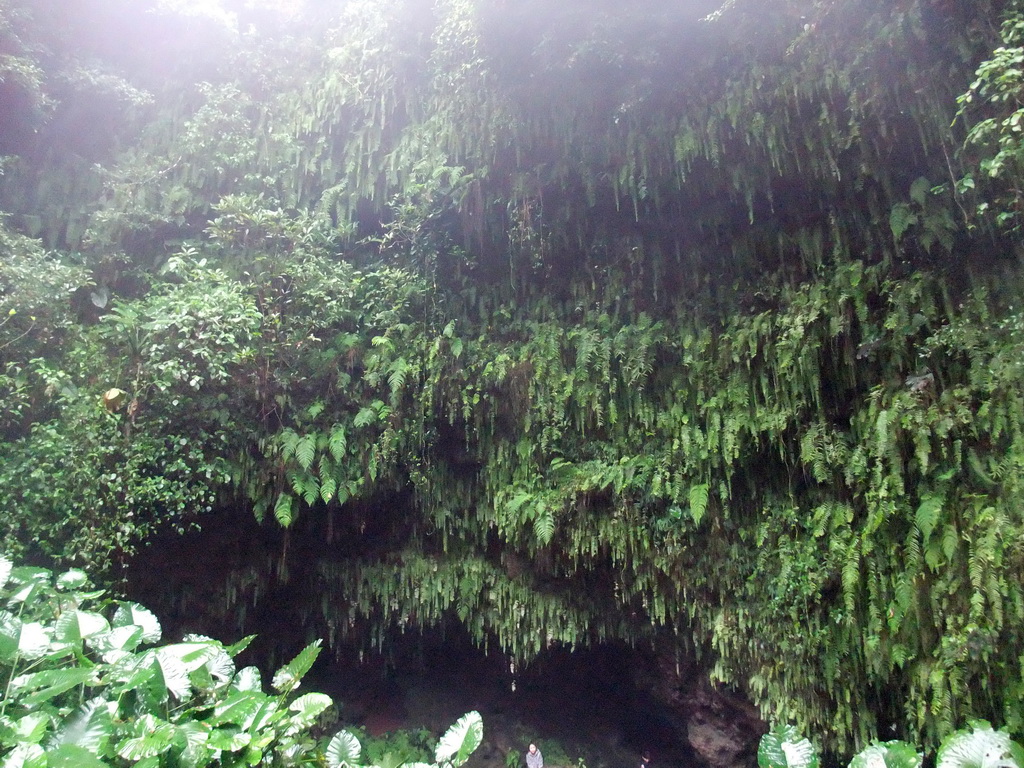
left=124, top=509, right=735, bottom=768
left=303, top=632, right=697, bottom=768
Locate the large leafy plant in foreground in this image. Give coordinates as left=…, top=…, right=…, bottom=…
left=0, top=554, right=483, bottom=767
left=760, top=721, right=1023, bottom=768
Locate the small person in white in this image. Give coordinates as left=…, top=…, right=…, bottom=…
left=526, top=744, right=543, bottom=768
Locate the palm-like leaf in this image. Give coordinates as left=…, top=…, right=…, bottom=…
left=435, top=711, right=483, bottom=768
left=272, top=640, right=321, bottom=694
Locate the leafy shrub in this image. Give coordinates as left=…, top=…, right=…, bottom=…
left=0, top=554, right=483, bottom=767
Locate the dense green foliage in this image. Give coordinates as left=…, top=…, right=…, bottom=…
left=1, top=0, right=1024, bottom=756
left=759, top=719, right=1024, bottom=768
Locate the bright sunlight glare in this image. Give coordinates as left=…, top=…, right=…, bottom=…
left=155, top=0, right=304, bottom=27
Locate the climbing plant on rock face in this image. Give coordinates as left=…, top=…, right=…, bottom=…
left=0, top=0, right=1022, bottom=758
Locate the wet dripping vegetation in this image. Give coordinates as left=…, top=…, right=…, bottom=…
left=2, top=0, right=1024, bottom=766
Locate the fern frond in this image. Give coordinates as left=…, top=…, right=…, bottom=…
left=328, top=425, right=347, bottom=462
left=533, top=503, right=555, bottom=545
left=354, top=406, right=376, bottom=427
left=915, top=493, right=943, bottom=541
left=320, top=476, right=338, bottom=503
left=279, top=429, right=301, bottom=461
left=503, top=492, right=532, bottom=521
left=842, top=543, right=861, bottom=615
left=274, top=493, right=294, bottom=527
left=296, top=434, right=317, bottom=471
left=388, top=358, right=409, bottom=402
left=689, top=483, right=710, bottom=525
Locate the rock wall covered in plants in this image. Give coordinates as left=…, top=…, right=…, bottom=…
left=1, top=0, right=1023, bottom=754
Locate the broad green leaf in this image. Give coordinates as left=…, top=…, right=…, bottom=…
left=1, top=743, right=46, bottom=768
left=231, top=666, right=262, bottom=692
left=286, top=692, right=332, bottom=731
left=379, top=751, right=413, bottom=768
left=435, top=711, right=483, bottom=768
left=55, top=610, right=109, bottom=644
left=168, top=638, right=230, bottom=673
left=937, top=722, right=1024, bottom=768
left=196, top=646, right=235, bottom=687
left=89, top=625, right=143, bottom=660
left=53, top=698, right=114, bottom=754
left=271, top=640, right=321, bottom=693
left=45, top=744, right=110, bottom=768
left=16, top=622, right=51, bottom=660
left=759, top=724, right=819, bottom=768
left=116, top=714, right=176, bottom=760
left=14, top=667, right=97, bottom=707
left=103, top=653, right=158, bottom=693
left=244, top=698, right=284, bottom=733
left=207, top=727, right=251, bottom=752
left=326, top=730, right=362, bottom=768
left=113, top=602, right=162, bottom=644
left=155, top=648, right=192, bottom=700
left=0, top=556, right=13, bottom=592
left=0, top=610, right=23, bottom=661
left=175, top=721, right=212, bottom=768
left=11, top=713, right=48, bottom=745
left=210, top=691, right=264, bottom=726
left=849, top=742, right=922, bottom=768
left=55, top=569, right=88, bottom=591
left=7, top=568, right=50, bottom=606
